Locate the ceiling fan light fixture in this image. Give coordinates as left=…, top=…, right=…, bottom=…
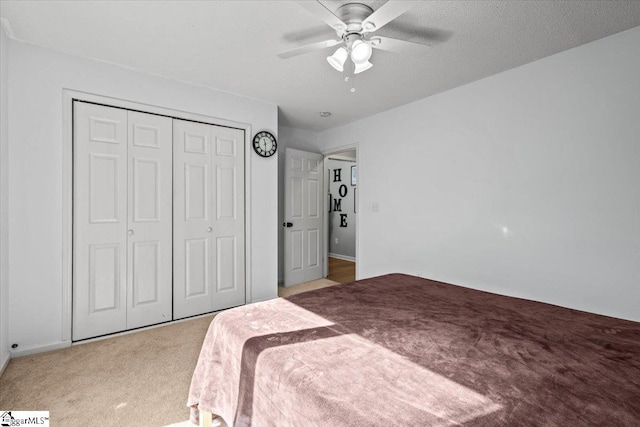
left=350, top=39, right=372, bottom=64
left=327, top=47, right=348, bottom=71
left=354, top=60, right=373, bottom=74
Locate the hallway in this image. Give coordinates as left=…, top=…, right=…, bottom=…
left=327, top=257, right=355, bottom=284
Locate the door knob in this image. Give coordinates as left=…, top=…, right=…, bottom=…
left=283, top=222, right=293, bottom=228
left=128, top=229, right=134, bottom=235
left=207, top=227, right=213, bottom=232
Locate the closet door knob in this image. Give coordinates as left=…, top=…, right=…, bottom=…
left=207, top=227, right=213, bottom=232
left=128, top=229, right=134, bottom=236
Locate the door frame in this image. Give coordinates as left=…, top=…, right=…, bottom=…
left=61, top=89, right=253, bottom=343
left=322, top=143, right=359, bottom=280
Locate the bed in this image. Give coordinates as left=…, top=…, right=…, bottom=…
left=187, top=273, right=640, bottom=426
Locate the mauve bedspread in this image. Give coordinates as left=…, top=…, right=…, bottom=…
left=187, top=274, right=640, bottom=426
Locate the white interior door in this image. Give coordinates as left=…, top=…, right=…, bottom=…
left=73, top=102, right=128, bottom=340
left=173, top=119, right=245, bottom=319
left=74, top=103, right=173, bottom=340
left=173, top=120, right=212, bottom=318
left=74, top=102, right=246, bottom=337
left=210, top=125, right=245, bottom=312
left=284, top=148, right=324, bottom=286
left=126, top=111, right=172, bottom=329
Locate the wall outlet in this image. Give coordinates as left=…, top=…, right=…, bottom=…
left=371, top=202, right=379, bottom=212
left=334, top=237, right=339, bottom=244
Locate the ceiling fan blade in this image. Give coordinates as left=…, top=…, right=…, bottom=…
left=362, top=1, right=415, bottom=32
left=277, top=39, right=342, bottom=59
left=296, top=1, right=347, bottom=32
left=370, top=36, right=431, bottom=55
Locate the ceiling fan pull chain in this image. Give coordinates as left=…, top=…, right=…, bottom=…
left=346, top=75, right=356, bottom=93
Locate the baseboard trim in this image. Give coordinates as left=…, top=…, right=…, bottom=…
left=0, top=352, right=10, bottom=377
left=11, top=309, right=240, bottom=358
left=10, top=340, right=71, bottom=358
left=72, top=314, right=218, bottom=347
left=328, top=253, right=356, bottom=262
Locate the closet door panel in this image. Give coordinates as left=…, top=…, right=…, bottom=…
left=185, top=237, right=209, bottom=297
left=173, top=119, right=214, bottom=319
left=73, top=102, right=128, bottom=341
left=211, top=126, right=245, bottom=311
left=89, top=244, right=121, bottom=311
left=126, top=111, right=173, bottom=329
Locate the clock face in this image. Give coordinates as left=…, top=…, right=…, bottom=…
left=253, top=131, right=277, bottom=157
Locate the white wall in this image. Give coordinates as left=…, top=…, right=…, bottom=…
left=7, top=40, right=278, bottom=355
left=0, top=23, right=10, bottom=370
left=319, top=26, right=640, bottom=322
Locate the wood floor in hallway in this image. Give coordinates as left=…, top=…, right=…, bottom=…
left=327, top=257, right=356, bottom=284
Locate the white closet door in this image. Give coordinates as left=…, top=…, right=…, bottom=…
left=173, top=120, right=213, bottom=319
left=126, top=111, right=173, bottom=329
left=173, top=120, right=245, bottom=319
left=73, top=102, right=128, bottom=341
left=210, top=125, right=245, bottom=312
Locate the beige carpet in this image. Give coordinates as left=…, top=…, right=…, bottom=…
left=0, top=278, right=339, bottom=427
left=0, top=315, right=214, bottom=426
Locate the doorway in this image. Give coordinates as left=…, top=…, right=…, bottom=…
left=325, top=149, right=357, bottom=284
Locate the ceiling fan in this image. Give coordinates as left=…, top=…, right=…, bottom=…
left=278, top=1, right=431, bottom=74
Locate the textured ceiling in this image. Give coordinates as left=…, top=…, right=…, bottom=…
left=1, top=1, right=639, bottom=131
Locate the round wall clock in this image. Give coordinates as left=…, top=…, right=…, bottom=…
left=253, top=131, right=277, bottom=157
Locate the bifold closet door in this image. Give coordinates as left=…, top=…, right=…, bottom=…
left=125, top=111, right=173, bottom=329
left=173, top=119, right=245, bottom=319
left=73, top=103, right=128, bottom=340
left=73, top=103, right=172, bottom=341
